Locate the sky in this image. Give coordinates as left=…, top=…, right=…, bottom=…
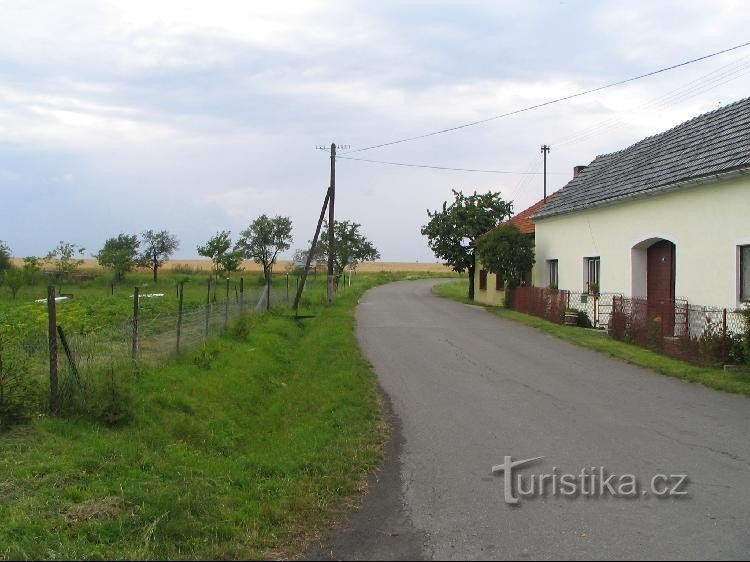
left=1, top=0, right=749, bottom=262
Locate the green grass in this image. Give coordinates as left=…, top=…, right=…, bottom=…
left=433, top=280, right=750, bottom=397
left=0, top=272, right=415, bottom=560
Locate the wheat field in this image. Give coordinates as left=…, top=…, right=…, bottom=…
left=13, top=257, right=454, bottom=274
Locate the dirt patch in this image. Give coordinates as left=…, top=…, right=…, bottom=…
left=65, top=496, right=135, bottom=522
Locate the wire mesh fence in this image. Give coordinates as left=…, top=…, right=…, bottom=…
left=506, top=286, right=749, bottom=367
left=0, top=277, right=298, bottom=422
left=609, top=296, right=749, bottom=366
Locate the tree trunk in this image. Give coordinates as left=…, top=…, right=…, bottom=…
left=153, top=264, right=158, bottom=282
left=468, top=252, right=476, bottom=301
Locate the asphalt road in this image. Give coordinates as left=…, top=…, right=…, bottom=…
left=308, top=279, right=750, bottom=561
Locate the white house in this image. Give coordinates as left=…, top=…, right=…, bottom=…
left=532, top=97, right=750, bottom=311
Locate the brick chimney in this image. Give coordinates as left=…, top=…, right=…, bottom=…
left=574, top=165, right=588, bottom=177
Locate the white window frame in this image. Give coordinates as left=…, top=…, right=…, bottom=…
left=585, top=256, right=601, bottom=293
left=547, top=259, right=559, bottom=288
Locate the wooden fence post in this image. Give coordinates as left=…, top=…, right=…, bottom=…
left=205, top=277, right=211, bottom=339
left=47, top=286, right=60, bottom=415
left=239, top=277, right=245, bottom=311
left=176, top=281, right=185, bottom=355
left=722, top=308, right=728, bottom=363
left=131, top=286, right=139, bottom=365
left=224, top=277, right=230, bottom=330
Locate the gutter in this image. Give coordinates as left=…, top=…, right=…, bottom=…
left=530, top=166, right=750, bottom=221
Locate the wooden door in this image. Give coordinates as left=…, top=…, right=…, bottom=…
left=647, top=240, right=676, bottom=335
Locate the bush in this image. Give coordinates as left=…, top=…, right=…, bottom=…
left=228, top=313, right=256, bottom=342
left=576, top=311, right=593, bottom=328
left=0, top=344, right=42, bottom=427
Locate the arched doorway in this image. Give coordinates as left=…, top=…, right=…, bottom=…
left=631, top=237, right=677, bottom=335
left=647, top=240, right=676, bottom=335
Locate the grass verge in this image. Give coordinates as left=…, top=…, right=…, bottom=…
left=433, top=279, right=750, bottom=397
left=0, top=273, right=411, bottom=560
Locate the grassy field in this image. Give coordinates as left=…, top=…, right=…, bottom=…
left=433, top=280, right=750, bottom=397
left=0, top=272, right=427, bottom=560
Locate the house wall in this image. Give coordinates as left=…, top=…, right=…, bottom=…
left=533, top=174, right=750, bottom=310
left=473, top=261, right=505, bottom=306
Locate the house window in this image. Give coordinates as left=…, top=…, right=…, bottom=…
left=585, top=257, right=600, bottom=293
left=547, top=259, right=559, bottom=288
left=479, top=269, right=488, bottom=291
left=741, top=246, right=750, bottom=302
left=495, top=272, right=504, bottom=291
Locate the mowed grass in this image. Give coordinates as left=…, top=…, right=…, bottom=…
left=0, top=273, right=405, bottom=560
left=433, top=280, right=750, bottom=397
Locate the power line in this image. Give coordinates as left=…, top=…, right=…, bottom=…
left=343, top=41, right=750, bottom=155
left=336, top=155, right=567, bottom=175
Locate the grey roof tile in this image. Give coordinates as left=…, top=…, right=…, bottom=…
left=534, top=97, right=750, bottom=219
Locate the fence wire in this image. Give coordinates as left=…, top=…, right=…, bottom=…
left=1, top=281, right=294, bottom=417
left=508, top=286, right=749, bottom=367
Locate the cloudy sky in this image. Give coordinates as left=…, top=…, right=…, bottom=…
left=2, top=0, right=749, bottom=261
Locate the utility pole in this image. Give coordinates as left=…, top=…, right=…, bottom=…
left=327, top=142, right=336, bottom=306
left=541, top=144, right=550, bottom=202
left=311, top=142, right=349, bottom=307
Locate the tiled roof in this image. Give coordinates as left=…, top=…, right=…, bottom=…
left=533, top=96, right=750, bottom=219
left=507, top=195, right=555, bottom=234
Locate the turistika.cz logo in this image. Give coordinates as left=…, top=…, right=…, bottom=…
left=491, top=456, right=689, bottom=506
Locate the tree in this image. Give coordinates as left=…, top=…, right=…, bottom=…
left=22, top=256, right=43, bottom=282
left=96, top=234, right=140, bottom=281
left=0, top=241, right=11, bottom=272
left=46, top=241, right=85, bottom=278
left=317, top=220, right=381, bottom=276
left=475, top=224, right=535, bottom=288
left=236, top=215, right=293, bottom=282
left=197, top=231, right=243, bottom=277
left=421, top=190, right=512, bottom=300
left=138, top=230, right=179, bottom=282
left=3, top=268, right=25, bottom=299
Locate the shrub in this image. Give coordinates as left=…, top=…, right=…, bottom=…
left=228, top=313, right=256, bottom=342
left=0, top=338, right=42, bottom=427
left=576, top=311, right=593, bottom=328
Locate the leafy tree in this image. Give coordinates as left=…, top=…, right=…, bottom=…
left=197, top=231, right=244, bottom=277
left=22, top=256, right=43, bottom=284
left=317, top=220, right=381, bottom=276
left=3, top=268, right=25, bottom=299
left=476, top=224, right=535, bottom=288
left=138, top=230, right=179, bottom=282
left=96, top=234, right=140, bottom=281
left=46, top=241, right=85, bottom=278
left=0, top=241, right=11, bottom=272
left=236, top=215, right=293, bottom=282
left=421, top=190, right=512, bottom=300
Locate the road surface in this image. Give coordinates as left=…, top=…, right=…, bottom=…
left=309, top=279, right=750, bottom=560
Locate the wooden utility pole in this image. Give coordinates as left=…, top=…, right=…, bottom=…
left=327, top=143, right=336, bottom=306
left=541, top=144, right=550, bottom=202
left=292, top=188, right=330, bottom=314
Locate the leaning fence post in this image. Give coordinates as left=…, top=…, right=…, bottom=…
left=722, top=308, right=728, bottom=363
left=239, top=277, right=245, bottom=311
left=131, top=286, right=139, bottom=365
left=205, top=277, right=211, bottom=339
left=176, top=281, right=185, bottom=355
left=57, top=325, right=81, bottom=388
left=47, top=286, right=60, bottom=415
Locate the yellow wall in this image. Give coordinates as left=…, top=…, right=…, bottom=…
left=533, top=174, right=750, bottom=309
left=473, top=261, right=506, bottom=306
